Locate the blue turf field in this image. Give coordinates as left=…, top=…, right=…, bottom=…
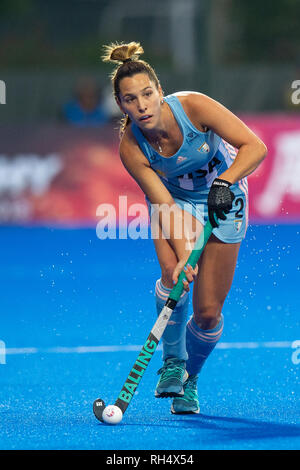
left=0, top=224, right=299, bottom=450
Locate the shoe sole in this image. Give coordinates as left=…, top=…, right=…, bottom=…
left=155, top=390, right=185, bottom=398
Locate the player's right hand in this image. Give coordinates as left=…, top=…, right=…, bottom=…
left=172, top=260, right=198, bottom=292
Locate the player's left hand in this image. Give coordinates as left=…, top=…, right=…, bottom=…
left=207, top=178, right=235, bottom=228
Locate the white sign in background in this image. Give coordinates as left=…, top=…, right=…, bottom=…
left=0, top=80, right=6, bottom=104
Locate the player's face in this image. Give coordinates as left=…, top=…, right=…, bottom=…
left=117, top=73, right=163, bottom=129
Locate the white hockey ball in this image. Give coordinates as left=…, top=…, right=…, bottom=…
left=102, top=405, right=123, bottom=425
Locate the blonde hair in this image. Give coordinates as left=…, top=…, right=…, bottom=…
left=102, top=41, right=160, bottom=135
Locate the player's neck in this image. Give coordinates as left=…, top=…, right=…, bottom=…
left=142, top=104, right=173, bottom=143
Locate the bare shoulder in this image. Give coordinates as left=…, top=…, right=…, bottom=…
left=119, top=125, right=137, bottom=155
left=175, top=91, right=265, bottom=149
left=175, top=91, right=245, bottom=132
left=119, top=125, right=150, bottom=169
left=175, top=91, right=218, bottom=130
left=176, top=91, right=218, bottom=109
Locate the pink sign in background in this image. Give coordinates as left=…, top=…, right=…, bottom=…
left=242, top=115, right=300, bottom=222
left=0, top=116, right=299, bottom=225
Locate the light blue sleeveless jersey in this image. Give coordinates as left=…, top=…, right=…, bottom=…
left=131, top=92, right=249, bottom=243
left=131, top=92, right=237, bottom=194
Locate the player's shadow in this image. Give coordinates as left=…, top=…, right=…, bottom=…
left=161, top=413, right=300, bottom=444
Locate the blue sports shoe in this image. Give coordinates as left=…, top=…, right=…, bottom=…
left=155, top=358, right=188, bottom=398
left=171, top=374, right=200, bottom=414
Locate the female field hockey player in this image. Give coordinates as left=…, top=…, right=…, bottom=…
left=102, top=42, right=267, bottom=414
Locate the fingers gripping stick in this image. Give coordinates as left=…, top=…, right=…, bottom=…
left=170, top=221, right=213, bottom=302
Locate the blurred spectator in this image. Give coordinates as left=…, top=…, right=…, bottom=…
left=62, top=77, right=111, bottom=126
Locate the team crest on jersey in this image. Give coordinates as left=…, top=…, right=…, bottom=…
left=234, top=219, right=243, bottom=232
left=197, top=142, right=210, bottom=153
left=176, top=155, right=187, bottom=164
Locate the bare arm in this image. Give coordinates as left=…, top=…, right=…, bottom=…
left=120, top=129, right=174, bottom=206
left=119, top=128, right=194, bottom=265
left=183, top=93, right=267, bottom=184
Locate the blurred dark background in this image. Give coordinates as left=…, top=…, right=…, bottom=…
left=1, top=0, right=300, bottom=125
left=0, top=0, right=299, bottom=225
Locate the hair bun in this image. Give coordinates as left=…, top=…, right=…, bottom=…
left=102, top=42, right=144, bottom=64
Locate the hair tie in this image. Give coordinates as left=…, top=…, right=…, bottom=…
left=123, top=58, right=132, bottom=64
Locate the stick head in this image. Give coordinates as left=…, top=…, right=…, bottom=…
left=93, top=398, right=106, bottom=422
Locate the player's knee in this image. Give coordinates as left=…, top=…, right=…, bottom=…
left=193, top=304, right=222, bottom=330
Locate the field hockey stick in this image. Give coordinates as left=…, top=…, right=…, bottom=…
left=93, top=220, right=214, bottom=422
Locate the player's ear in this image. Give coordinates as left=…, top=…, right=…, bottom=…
left=158, top=84, right=164, bottom=101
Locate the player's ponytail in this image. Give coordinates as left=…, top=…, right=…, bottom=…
left=102, top=42, right=144, bottom=65
left=102, top=41, right=160, bottom=136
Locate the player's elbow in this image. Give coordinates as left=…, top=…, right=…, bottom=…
left=248, top=138, right=267, bottom=166
left=257, top=139, right=268, bottom=162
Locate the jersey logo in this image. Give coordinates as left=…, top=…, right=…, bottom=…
left=176, top=156, right=187, bottom=164
left=197, top=142, right=210, bottom=153
left=150, top=153, right=157, bottom=162
left=234, top=219, right=243, bottom=232
left=187, top=132, right=197, bottom=141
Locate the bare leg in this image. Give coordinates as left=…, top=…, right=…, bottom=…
left=151, top=209, right=202, bottom=288
left=151, top=210, right=201, bottom=364
left=193, top=234, right=240, bottom=330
